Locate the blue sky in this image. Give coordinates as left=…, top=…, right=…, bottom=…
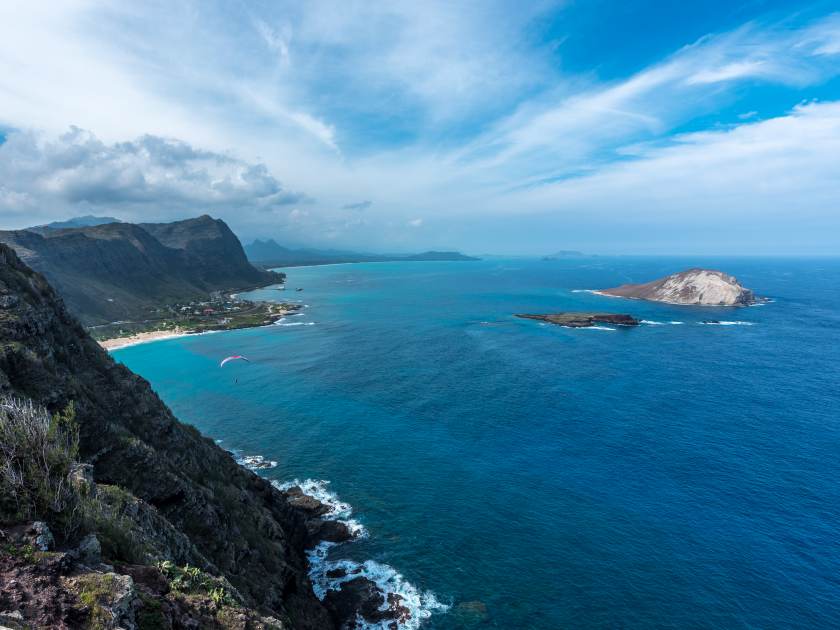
left=0, top=1, right=838, bottom=254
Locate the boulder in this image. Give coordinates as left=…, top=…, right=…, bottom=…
left=75, top=534, right=102, bottom=566
left=28, top=522, right=53, bottom=552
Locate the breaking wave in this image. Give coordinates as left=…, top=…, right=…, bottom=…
left=273, top=478, right=448, bottom=628
left=307, top=543, right=450, bottom=630
left=228, top=450, right=278, bottom=471
left=641, top=320, right=684, bottom=326
left=274, top=478, right=367, bottom=537
left=699, top=321, right=755, bottom=326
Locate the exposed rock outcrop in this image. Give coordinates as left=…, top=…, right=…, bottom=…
left=0, top=243, right=332, bottom=627
left=516, top=312, right=640, bottom=327
left=598, top=268, right=758, bottom=306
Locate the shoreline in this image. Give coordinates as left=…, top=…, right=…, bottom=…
left=99, top=328, right=198, bottom=351
left=98, top=292, right=303, bottom=351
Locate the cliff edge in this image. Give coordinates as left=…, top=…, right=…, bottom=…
left=0, top=243, right=332, bottom=628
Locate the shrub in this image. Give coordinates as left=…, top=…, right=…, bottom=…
left=0, top=396, right=79, bottom=525
left=155, top=560, right=237, bottom=606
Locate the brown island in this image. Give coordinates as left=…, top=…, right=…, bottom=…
left=516, top=312, right=640, bottom=327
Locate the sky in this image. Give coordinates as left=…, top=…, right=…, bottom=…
left=0, top=0, right=839, bottom=255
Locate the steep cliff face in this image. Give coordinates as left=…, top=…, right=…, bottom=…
left=599, top=268, right=757, bottom=306
left=140, top=216, right=270, bottom=288
left=0, top=216, right=281, bottom=325
left=0, top=244, right=332, bottom=628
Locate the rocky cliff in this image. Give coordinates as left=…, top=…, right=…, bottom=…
left=0, top=243, right=333, bottom=628
left=599, top=268, right=757, bottom=306
left=0, top=216, right=281, bottom=325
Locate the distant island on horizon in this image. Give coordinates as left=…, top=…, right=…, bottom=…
left=245, top=237, right=479, bottom=268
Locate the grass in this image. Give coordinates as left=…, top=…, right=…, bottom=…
left=75, top=573, right=121, bottom=630
left=0, top=396, right=79, bottom=527
left=0, top=395, right=149, bottom=563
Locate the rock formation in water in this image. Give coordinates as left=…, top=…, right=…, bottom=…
left=515, top=312, right=640, bottom=327
left=598, top=268, right=758, bottom=306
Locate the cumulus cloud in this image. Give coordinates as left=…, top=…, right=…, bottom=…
left=0, top=127, right=306, bottom=226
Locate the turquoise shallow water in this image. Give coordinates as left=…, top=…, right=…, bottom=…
left=114, top=257, right=840, bottom=629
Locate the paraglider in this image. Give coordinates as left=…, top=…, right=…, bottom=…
left=220, top=355, right=250, bottom=368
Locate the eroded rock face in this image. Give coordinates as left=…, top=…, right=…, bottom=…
left=0, top=244, right=331, bottom=628
left=599, top=268, right=758, bottom=306
left=0, top=216, right=282, bottom=325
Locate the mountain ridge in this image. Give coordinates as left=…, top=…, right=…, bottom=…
left=0, top=216, right=281, bottom=325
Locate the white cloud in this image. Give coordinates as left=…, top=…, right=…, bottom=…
left=0, top=3, right=838, bottom=253
left=0, top=127, right=305, bottom=227
left=508, top=100, right=840, bottom=244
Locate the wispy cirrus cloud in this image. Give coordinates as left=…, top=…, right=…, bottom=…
left=0, top=2, right=838, bottom=253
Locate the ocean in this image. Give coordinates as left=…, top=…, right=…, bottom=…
left=113, top=257, right=840, bottom=629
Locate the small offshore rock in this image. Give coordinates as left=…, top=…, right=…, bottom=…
left=515, top=312, right=640, bottom=328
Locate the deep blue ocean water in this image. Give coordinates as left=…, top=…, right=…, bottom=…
left=114, top=257, right=840, bottom=629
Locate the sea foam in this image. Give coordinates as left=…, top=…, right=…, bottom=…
left=274, top=478, right=367, bottom=537
left=228, top=450, right=278, bottom=471
left=273, top=478, right=448, bottom=628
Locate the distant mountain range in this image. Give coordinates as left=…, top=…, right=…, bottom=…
left=245, top=238, right=479, bottom=267
left=542, top=250, right=585, bottom=260
left=29, top=214, right=123, bottom=232
left=0, top=215, right=280, bottom=325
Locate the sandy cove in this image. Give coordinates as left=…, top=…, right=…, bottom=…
left=98, top=328, right=195, bottom=351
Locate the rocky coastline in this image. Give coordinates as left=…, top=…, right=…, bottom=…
left=1, top=240, right=444, bottom=628
left=0, top=243, right=334, bottom=628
